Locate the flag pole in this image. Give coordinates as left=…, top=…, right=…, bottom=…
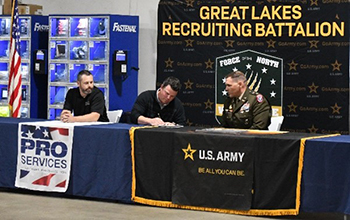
left=7, top=0, right=22, bottom=118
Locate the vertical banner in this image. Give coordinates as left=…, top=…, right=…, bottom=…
left=157, top=0, right=350, bottom=133
left=172, top=132, right=254, bottom=210
left=15, top=121, right=74, bottom=192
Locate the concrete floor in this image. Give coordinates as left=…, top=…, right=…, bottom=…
left=0, top=189, right=346, bottom=220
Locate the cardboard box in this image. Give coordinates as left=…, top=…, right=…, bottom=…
left=3, top=0, right=25, bottom=15
left=3, top=0, right=12, bottom=15
left=18, top=4, right=42, bottom=15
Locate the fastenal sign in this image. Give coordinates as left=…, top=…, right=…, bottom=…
left=215, top=50, right=283, bottom=124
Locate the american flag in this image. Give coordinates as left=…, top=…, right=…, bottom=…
left=20, top=125, right=69, bottom=141
left=8, top=0, right=22, bottom=118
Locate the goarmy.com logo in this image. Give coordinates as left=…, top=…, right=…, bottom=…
left=186, top=0, right=194, bottom=7
left=112, top=22, right=137, bottom=33
left=182, top=143, right=245, bottom=162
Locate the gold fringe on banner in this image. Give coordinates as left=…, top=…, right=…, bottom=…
left=130, top=126, right=340, bottom=216
left=129, top=126, right=155, bottom=200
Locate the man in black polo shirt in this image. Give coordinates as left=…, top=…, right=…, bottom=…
left=131, top=76, right=186, bottom=126
left=60, top=70, right=109, bottom=123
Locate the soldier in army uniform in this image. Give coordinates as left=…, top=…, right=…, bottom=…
left=222, top=71, right=271, bottom=130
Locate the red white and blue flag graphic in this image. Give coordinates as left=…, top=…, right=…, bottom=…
left=8, top=0, right=22, bottom=118
left=15, top=121, right=74, bottom=192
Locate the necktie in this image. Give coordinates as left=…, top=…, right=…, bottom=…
left=231, top=98, right=237, bottom=110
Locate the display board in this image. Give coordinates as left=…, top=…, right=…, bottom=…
left=0, top=15, right=48, bottom=118
left=47, top=14, right=139, bottom=120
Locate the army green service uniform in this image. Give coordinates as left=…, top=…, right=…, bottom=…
left=222, top=89, right=271, bottom=130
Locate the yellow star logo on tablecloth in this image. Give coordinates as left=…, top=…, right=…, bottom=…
left=165, top=57, right=174, bottom=68
left=308, top=125, right=318, bottom=133
left=288, top=60, right=298, bottom=71
left=331, top=60, right=342, bottom=72
left=308, top=82, right=319, bottom=94
left=184, top=79, right=194, bottom=89
left=205, top=58, right=214, bottom=69
left=185, top=39, right=194, bottom=47
left=288, top=102, right=298, bottom=113
left=182, top=143, right=196, bottom=161
left=331, top=103, right=342, bottom=114
left=204, top=99, right=214, bottom=110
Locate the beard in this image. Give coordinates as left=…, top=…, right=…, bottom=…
left=82, top=88, right=92, bottom=95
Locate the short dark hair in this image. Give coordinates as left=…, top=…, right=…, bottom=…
left=77, top=70, right=93, bottom=81
left=162, top=76, right=181, bottom=92
left=225, top=71, right=246, bottom=82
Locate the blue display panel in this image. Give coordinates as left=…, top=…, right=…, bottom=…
left=20, top=40, right=29, bottom=59
left=69, top=63, right=86, bottom=82
left=0, top=18, right=29, bottom=37
left=0, top=40, right=9, bottom=58
left=50, top=63, right=68, bottom=82
left=49, top=86, right=66, bottom=105
left=19, top=18, right=30, bottom=37
left=22, top=85, right=28, bottom=102
left=0, top=18, right=11, bottom=37
left=50, top=18, right=69, bottom=37
left=70, top=40, right=88, bottom=60
left=21, top=107, right=29, bottom=118
left=70, top=17, right=88, bottom=37
left=89, top=41, right=107, bottom=60
left=21, top=63, right=29, bottom=82
left=0, top=62, right=8, bottom=80
left=98, top=87, right=107, bottom=100
left=89, top=17, right=108, bottom=38
left=0, top=84, right=8, bottom=102
left=88, top=64, right=106, bottom=83
left=50, top=40, right=67, bottom=59
left=48, top=108, right=62, bottom=120
left=0, top=85, right=28, bottom=102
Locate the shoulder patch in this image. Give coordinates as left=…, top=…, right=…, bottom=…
left=256, top=94, right=264, bottom=103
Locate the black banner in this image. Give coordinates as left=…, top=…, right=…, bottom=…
left=130, top=127, right=328, bottom=215
left=172, top=132, right=254, bottom=210
left=157, top=0, right=350, bottom=134
left=132, top=127, right=176, bottom=201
